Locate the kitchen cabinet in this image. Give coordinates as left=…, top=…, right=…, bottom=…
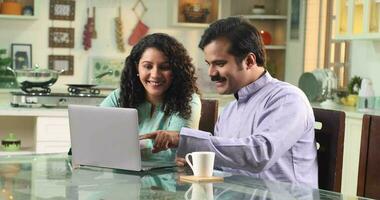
left=0, top=0, right=39, bottom=20
left=335, top=0, right=380, bottom=40
left=35, top=116, right=70, bottom=154
left=341, top=115, right=363, bottom=196
left=312, top=103, right=380, bottom=196
left=0, top=107, right=70, bottom=156
left=228, top=0, right=305, bottom=81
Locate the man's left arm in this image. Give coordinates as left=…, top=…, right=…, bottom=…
left=176, top=93, right=315, bottom=173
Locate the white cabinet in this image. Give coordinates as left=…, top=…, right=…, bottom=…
left=335, top=0, right=380, bottom=40
left=341, top=115, right=363, bottom=196
left=0, top=108, right=70, bottom=155
left=35, top=117, right=70, bottom=154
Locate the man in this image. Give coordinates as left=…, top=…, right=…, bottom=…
left=140, top=17, right=318, bottom=187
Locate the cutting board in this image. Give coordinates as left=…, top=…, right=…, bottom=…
left=179, top=176, right=224, bottom=183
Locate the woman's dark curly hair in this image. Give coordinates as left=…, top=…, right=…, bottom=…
left=119, top=33, right=199, bottom=119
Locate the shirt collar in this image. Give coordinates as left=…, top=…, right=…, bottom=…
left=234, top=71, right=273, bottom=101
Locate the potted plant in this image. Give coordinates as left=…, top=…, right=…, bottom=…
left=0, top=48, right=17, bottom=88
left=340, top=76, right=361, bottom=106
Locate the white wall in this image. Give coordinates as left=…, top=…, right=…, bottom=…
left=0, top=0, right=215, bottom=92
left=350, top=40, right=380, bottom=95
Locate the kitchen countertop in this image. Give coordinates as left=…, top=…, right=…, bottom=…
left=203, top=93, right=380, bottom=118
left=1, top=91, right=379, bottom=118
left=312, top=102, right=380, bottom=118
left=0, top=105, right=68, bottom=117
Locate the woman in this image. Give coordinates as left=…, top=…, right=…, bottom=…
left=101, top=33, right=201, bottom=162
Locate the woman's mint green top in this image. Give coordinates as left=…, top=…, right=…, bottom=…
left=100, top=89, right=201, bottom=162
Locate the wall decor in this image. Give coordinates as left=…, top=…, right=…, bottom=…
left=11, top=43, right=32, bottom=70
left=88, top=57, right=124, bottom=88
left=49, top=0, right=76, bottom=21
left=49, top=27, right=75, bottom=48
left=172, top=0, right=219, bottom=27
left=48, top=55, right=74, bottom=75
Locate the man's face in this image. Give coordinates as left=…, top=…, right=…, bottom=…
left=203, top=38, right=247, bottom=94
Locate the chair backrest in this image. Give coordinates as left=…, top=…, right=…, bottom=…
left=357, top=114, right=380, bottom=199
left=313, top=108, right=345, bottom=192
left=199, top=99, right=218, bottom=134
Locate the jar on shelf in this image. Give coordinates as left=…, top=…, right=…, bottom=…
left=252, top=4, right=265, bottom=14
left=260, top=30, right=272, bottom=45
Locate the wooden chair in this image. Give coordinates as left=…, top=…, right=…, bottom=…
left=199, top=99, right=218, bottom=134
left=313, top=108, right=345, bottom=192
left=357, top=114, right=380, bottom=199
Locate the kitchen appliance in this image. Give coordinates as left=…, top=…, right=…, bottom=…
left=298, top=69, right=337, bottom=102
left=10, top=91, right=106, bottom=108
left=7, top=66, right=63, bottom=93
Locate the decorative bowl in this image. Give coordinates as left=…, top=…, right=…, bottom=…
left=1, top=133, right=21, bottom=151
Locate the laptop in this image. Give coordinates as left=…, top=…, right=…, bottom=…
left=68, top=105, right=175, bottom=171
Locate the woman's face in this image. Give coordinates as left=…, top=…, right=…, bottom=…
left=137, top=47, right=173, bottom=103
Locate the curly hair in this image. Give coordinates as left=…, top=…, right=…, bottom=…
left=119, top=33, right=199, bottom=119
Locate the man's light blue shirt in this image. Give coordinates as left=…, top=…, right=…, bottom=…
left=177, top=72, right=318, bottom=187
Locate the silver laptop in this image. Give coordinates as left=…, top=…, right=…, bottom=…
left=68, top=105, right=175, bottom=171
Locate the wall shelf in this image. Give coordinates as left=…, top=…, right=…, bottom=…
left=240, top=14, right=287, bottom=20
left=0, top=147, right=34, bottom=156
left=0, top=0, right=38, bottom=20
left=266, top=45, right=286, bottom=50
left=0, top=15, right=38, bottom=20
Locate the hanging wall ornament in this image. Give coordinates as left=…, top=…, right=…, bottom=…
left=115, top=6, right=125, bottom=52
left=128, top=0, right=149, bottom=46
left=92, top=7, right=97, bottom=39
left=83, top=7, right=94, bottom=50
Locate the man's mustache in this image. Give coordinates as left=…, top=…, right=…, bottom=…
left=210, top=75, right=227, bottom=82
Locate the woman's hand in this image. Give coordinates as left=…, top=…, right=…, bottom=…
left=139, top=130, right=179, bottom=153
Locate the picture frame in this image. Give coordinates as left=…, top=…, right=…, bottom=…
left=48, top=55, right=74, bottom=75
left=11, top=43, right=32, bottom=70
left=49, top=0, right=75, bottom=21
left=88, top=57, right=124, bottom=88
left=49, top=27, right=75, bottom=48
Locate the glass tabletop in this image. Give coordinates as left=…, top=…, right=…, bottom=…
left=0, top=154, right=371, bottom=200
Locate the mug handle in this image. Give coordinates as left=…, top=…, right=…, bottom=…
left=185, top=153, right=194, bottom=174
left=184, top=185, right=193, bottom=200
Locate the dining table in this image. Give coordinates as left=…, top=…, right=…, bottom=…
left=0, top=153, right=372, bottom=200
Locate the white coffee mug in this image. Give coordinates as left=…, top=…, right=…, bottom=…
left=185, top=151, right=215, bottom=177
left=185, top=183, right=214, bottom=200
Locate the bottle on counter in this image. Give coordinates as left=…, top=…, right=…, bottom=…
left=357, top=78, right=375, bottom=112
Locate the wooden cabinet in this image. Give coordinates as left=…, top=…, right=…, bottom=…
left=335, top=0, right=380, bottom=40
left=0, top=0, right=38, bottom=20
left=228, top=0, right=305, bottom=81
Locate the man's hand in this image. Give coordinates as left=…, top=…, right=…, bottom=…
left=175, top=157, right=186, bottom=167
left=139, top=130, right=180, bottom=153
